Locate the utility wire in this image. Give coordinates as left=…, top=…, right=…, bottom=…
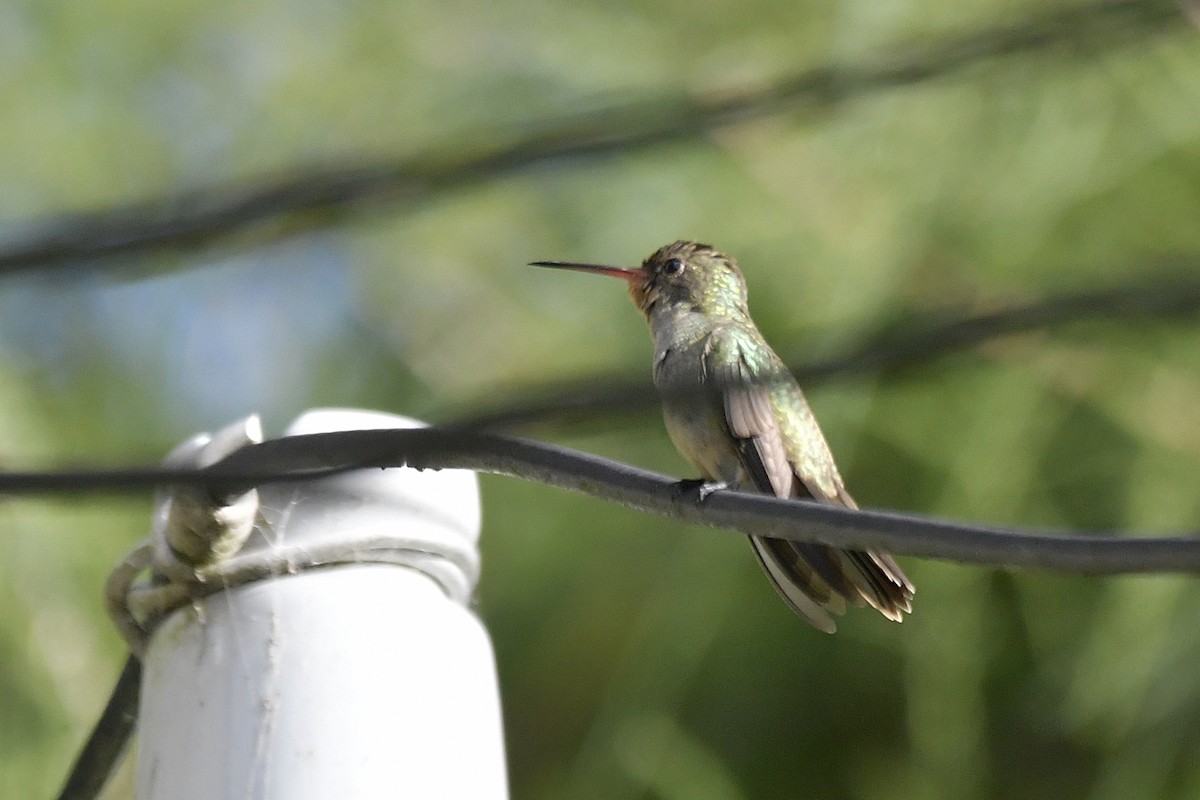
left=55, top=658, right=139, bottom=800
left=0, top=0, right=1182, bottom=275
left=5, top=428, right=1200, bottom=574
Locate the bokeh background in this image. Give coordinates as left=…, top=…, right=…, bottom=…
left=3, top=1, right=1200, bottom=798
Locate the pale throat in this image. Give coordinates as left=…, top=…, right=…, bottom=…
left=647, top=302, right=711, bottom=354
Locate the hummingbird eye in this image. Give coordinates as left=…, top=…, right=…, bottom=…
left=661, top=258, right=684, bottom=276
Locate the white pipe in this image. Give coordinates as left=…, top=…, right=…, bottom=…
left=136, top=409, right=507, bottom=799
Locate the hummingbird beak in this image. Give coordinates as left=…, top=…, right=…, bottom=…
left=529, top=261, right=646, bottom=283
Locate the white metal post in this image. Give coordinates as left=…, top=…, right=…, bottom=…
left=135, top=409, right=507, bottom=799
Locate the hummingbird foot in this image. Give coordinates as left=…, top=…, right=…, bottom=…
left=673, top=478, right=729, bottom=504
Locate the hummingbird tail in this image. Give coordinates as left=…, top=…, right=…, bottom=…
left=749, top=536, right=843, bottom=633
left=750, top=536, right=914, bottom=631
left=845, top=549, right=914, bottom=621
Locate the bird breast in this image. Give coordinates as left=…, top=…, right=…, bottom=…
left=652, top=332, right=746, bottom=485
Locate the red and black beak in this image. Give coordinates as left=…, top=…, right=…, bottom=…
left=529, top=260, right=647, bottom=283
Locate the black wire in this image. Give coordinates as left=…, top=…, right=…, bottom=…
left=6, top=428, right=1200, bottom=573
left=0, top=0, right=1181, bottom=275
left=55, top=656, right=140, bottom=800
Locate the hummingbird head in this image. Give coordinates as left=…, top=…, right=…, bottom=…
left=531, top=240, right=749, bottom=320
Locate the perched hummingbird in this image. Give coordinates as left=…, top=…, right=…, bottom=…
left=532, top=240, right=913, bottom=632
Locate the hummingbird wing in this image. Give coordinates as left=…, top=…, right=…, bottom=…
left=707, top=324, right=913, bottom=630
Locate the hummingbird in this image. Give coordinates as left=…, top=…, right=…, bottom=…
left=531, top=240, right=913, bottom=632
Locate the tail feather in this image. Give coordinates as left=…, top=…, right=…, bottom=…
left=844, top=550, right=914, bottom=621
left=751, top=535, right=914, bottom=632
left=750, top=536, right=842, bottom=633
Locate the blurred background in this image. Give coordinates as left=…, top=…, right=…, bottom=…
left=3, top=0, right=1200, bottom=798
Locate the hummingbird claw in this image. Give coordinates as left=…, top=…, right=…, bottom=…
left=673, top=478, right=728, bottom=505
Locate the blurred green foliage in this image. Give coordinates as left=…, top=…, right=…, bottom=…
left=3, top=0, right=1200, bottom=798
